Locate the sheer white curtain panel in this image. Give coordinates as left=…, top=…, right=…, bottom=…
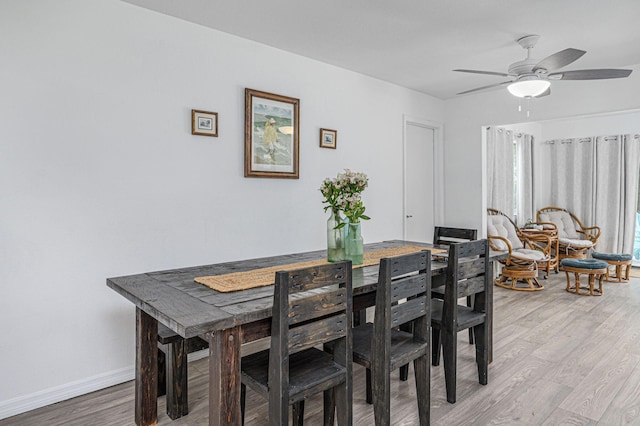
left=549, top=138, right=596, bottom=226
left=515, top=133, right=534, bottom=224
left=486, top=127, right=514, bottom=216
left=594, top=134, right=640, bottom=253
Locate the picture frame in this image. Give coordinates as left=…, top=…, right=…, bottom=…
left=245, top=88, right=299, bottom=179
left=319, top=128, right=337, bottom=149
left=191, top=109, right=218, bottom=137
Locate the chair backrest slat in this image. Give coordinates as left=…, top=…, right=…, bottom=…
left=457, top=257, right=487, bottom=280
left=433, top=226, right=477, bottom=245
left=456, top=275, right=486, bottom=298
left=390, top=274, right=428, bottom=303
left=286, top=263, right=350, bottom=293
left=288, top=288, right=347, bottom=325
left=391, top=295, right=428, bottom=328
left=388, top=250, right=429, bottom=276
left=288, top=313, right=348, bottom=353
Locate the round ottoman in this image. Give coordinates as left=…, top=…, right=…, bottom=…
left=561, top=258, right=608, bottom=296
left=592, top=252, right=633, bottom=282
left=494, top=265, right=543, bottom=291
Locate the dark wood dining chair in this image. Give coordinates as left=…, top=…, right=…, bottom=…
left=240, top=261, right=353, bottom=426
left=334, top=251, right=430, bottom=425
left=399, top=226, right=478, bottom=382
left=433, top=226, right=478, bottom=342
left=431, top=239, right=490, bottom=403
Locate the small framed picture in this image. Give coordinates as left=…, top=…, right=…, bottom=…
left=320, top=128, right=337, bottom=149
left=192, top=109, right=218, bottom=137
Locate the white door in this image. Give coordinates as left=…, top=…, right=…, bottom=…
left=404, top=122, right=436, bottom=243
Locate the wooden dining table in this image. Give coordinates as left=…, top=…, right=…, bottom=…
left=107, top=239, right=498, bottom=426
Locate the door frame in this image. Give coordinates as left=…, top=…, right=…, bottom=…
left=402, top=115, right=444, bottom=240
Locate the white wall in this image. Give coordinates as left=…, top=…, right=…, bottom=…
left=444, top=68, right=640, bottom=236
left=0, top=0, right=444, bottom=417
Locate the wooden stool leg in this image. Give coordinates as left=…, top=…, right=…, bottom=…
left=565, top=271, right=571, bottom=292
left=625, top=264, right=631, bottom=281
left=574, top=273, right=581, bottom=295
left=598, top=274, right=604, bottom=295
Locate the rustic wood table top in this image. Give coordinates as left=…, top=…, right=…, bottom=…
left=107, top=240, right=447, bottom=339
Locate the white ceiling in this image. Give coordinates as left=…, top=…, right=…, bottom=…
left=121, top=0, right=640, bottom=100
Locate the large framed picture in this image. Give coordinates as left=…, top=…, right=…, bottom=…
left=191, top=109, right=218, bottom=137
left=320, top=128, right=337, bottom=149
left=245, top=88, right=299, bottom=178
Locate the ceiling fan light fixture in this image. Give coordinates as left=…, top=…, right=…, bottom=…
left=507, top=79, right=551, bottom=98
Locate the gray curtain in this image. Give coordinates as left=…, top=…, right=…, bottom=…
left=548, top=134, right=640, bottom=254
left=515, top=133, right=534, bottom=224
left=593, top=134, right=640, bottom=253
left=549, top=137, right=596, bottom=227
left=486, top=127, right=514, bottom=217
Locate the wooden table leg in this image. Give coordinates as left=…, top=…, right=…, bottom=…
left=166, top=338, right=188, bottom=419
left=135, top=308, right=158, bottom=426
left=208, top=326, right=242, bottom=426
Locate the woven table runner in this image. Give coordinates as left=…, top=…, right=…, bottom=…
left=195, top=245, right=446, bottom=293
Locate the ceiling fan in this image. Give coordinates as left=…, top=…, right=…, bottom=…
left=454, top=35, right=632, bottom=98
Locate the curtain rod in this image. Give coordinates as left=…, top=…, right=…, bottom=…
left=544, top=138, right=592, bottom=145
left=487, top=127, right=524, bottom=137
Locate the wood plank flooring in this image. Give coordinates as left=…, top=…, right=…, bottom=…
left=3, top=272, right=640, bottom=425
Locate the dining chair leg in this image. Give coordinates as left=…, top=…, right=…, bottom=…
left=372, top=369, right=391, bottom=426
left=474, top=323, right=488, bottom=386
left=366, top=368, right=373, bottom=404
left=398, top=322, right=412, bottom=381
left=323, top=389, right=335, bottom=426
left=442, top=327, right=457, bottom=404
left=292, top=401, right=304, bottom=426
left=240, top=384, right=246, bottom=425
left=431, top=328, right=441, bottom=366
left=399, top=365, right=409, bottom=381
left=334, top=379, right=352, bottom=426
left=413, top=354, right=430, bottom=426
left=467, top=296, right=474, bottom=344
left=157, top=349, right=166, bottom=397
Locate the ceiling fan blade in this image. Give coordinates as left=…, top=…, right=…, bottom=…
left=532, top=48, right=586, bottom=72
left=453, top=69, right=510, bottom=77
left=535, top=86, right=551, bottom=98
left=457, top=80, right=512, bottom=95
left=548, top=69, right=632, bottom=80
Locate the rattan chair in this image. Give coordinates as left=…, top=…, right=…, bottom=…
left=487, top=209, right=554, bottom=291
left=536, top=206, right=600, bottom=261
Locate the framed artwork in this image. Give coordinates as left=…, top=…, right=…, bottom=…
left=191, top=109, right=218, bottom=137
left=245, top=88, right=299, bottom=178
left=319, top=128, right=337, bottom=149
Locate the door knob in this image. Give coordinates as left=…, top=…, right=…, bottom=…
left=406, top=215, right=413, bottom=218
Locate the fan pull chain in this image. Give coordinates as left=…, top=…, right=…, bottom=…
left=517, top=97, right=532, bottom=117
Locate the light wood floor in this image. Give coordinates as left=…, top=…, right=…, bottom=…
left=3, top=272, right=640, bottom=425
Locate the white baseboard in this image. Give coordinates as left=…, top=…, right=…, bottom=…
left=0, top=350, right=214, bottom=420
left=0, top=366, right=134, bottom=421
